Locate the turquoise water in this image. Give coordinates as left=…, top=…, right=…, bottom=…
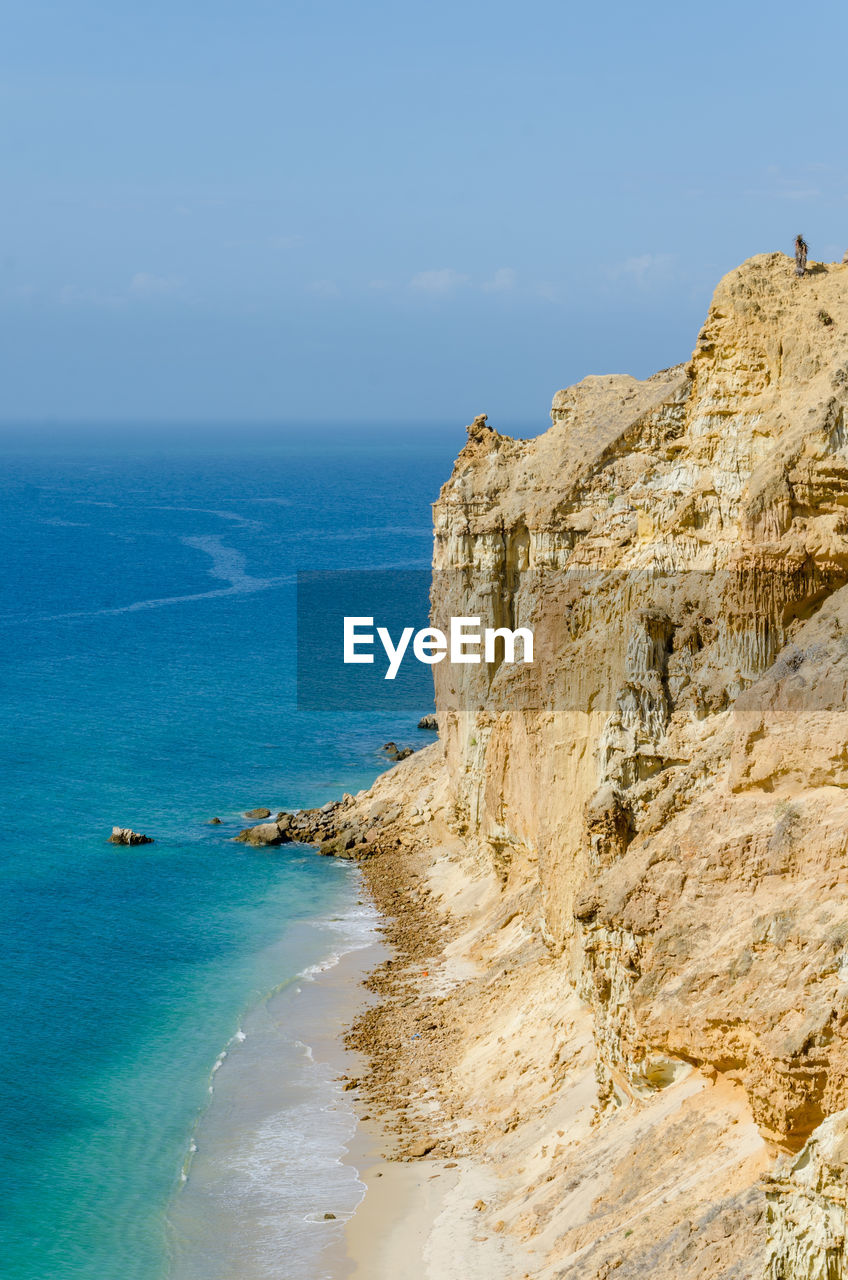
left=0, top=428, right=457, bottom=1280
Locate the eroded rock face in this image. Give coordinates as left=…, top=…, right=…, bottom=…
left=764, top=1109, right=848, bottom=1279
left=424, top=253, right=848, bottom=1264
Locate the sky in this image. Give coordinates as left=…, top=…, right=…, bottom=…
left=1, top=0, right=847, bottom=429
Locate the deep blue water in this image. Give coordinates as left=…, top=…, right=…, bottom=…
left=0, top=427, right=458, bottom=1280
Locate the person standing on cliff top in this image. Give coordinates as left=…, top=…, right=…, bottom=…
left=795, top=234, right=808, bottom=277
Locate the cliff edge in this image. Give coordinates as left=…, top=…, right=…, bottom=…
left=343, top=252, right=848, bottom=1280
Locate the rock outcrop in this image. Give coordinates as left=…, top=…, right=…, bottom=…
left=333, top=253, right=848, bottom=1279
left=235, top=820, right=289, bottom=847
left=234, top=793, right=411, bottom=856
left=109, top=827, right=153, bottom=845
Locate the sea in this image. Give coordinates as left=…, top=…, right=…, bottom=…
left=0, top=424, right=460, bottom=1280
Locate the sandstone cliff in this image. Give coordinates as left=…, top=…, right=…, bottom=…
left=342, top=252, right=848, bottom=1279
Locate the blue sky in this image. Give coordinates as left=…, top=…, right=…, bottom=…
left=2, top=0, right=847, bottom=427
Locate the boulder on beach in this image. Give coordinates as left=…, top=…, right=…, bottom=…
left=417, top=713, right=438, bottom=731
left=405, top=1138, right=436, bottom=1159
left=109, top=827, right=153, bottom=846
left=244, top=807, right=271, bottom=820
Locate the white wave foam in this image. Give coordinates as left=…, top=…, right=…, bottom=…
left=0, top=573, right=292, bottom=626
left=147, top=504, right=264, bottom=531
left=169, top=878, right=382, bottom=1277
left=169, top=1007, right=372, bottom=1279
left=181, top=535, right=268, bottom=591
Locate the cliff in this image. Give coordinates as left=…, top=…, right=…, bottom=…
left=341, top=252, right=848, bottom=1279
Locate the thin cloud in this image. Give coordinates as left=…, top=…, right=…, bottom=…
left=536, top=281, right=563, bottom=303
left=308, top=279, right=340, bottom=298
left=482, top=267, right=517, bottom=293
left=606, top=253, right=675, bottom=286
left=409, top=268, right=469, bottom=295
left=744, top=183, right=822, bottom=201
left=58, top=284, right=128, bottom=309
left=130, top=272, right=184, bottom=297
left=744, top=164, right=831, bottom=202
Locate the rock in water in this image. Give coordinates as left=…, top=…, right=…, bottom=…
left=234, top=821, right=290, bottom=847
left=243, top=807, right=271, bottom=819
left=418, top=713, right=438, bottom=730
left=109, top=827, right=153, bottom=846
left=208, top=817, right=222, bottom=825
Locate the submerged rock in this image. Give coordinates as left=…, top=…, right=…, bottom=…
left=109, top=827, right=153, bottom=846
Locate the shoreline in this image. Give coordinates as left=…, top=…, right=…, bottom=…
left=166, top=863, right=390, bottom=1280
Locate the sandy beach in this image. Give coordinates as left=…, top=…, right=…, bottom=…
left=342, top=1150, right=533, bottom=1280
